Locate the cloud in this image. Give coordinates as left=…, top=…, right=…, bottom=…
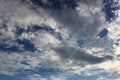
left=0, top=52, right=32, bottom=75
left=0, top=1, right=120, bottom=80
left=96, top=60, right=120, bottom=73
left=37, top=0, right=106, bottom=39
left=97, top=76, right=107, bottom=80
left=27, top=74, right=48, bottom=80
left=53, top=44, right=113, bottom=65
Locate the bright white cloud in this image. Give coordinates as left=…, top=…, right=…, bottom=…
left=96, top=60, right=120, bottom=73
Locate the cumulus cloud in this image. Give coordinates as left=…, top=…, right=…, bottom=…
left=96, top=60, right=120, bottom=73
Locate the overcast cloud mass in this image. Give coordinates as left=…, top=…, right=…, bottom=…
left=0, top=0, right=120, bottom=80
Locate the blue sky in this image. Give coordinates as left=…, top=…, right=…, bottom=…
left=0, top=0, right=120, bottom=80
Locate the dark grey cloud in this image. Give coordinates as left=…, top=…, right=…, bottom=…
left=51, top=10, right=103, bottom=39
left=53, top=45, right=113, bottom=65
left=30, top=0, right=105, bottom=39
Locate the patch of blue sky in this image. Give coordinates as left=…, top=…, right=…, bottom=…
left=0, top=68, right=62, bottom=80
left=97, top=28, right=108, bottom=38
left=35, top=68, right=62, bottom=77
left=103, top=0, right=120, bottom=22
left=77, top=40, right=85, bottom=48
left=17, top=39, right=36, bottom=52
left=0, top=44, right=21, bottom=52
left=15, top=25, right=54, bottom=36
left=0, top=74, right=23, bottom=80
left=30, top=0, right=78, bottom=10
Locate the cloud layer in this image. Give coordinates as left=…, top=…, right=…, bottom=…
left=0, top=0, right=120, bottom=80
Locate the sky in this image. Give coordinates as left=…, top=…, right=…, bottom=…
left=0, top=0, right=120, bottom=80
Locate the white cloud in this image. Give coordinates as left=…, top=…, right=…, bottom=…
left=19, top=32, right=36, bottom=40
left=31, top=31, right=60, bottom=52
left=0, top=52, right=31, bottom=75
left=96, top=60, right=120, bottom=73
left=27, top=74, right=48, bottom=80
left=97, top=76, right=107, bottom=80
